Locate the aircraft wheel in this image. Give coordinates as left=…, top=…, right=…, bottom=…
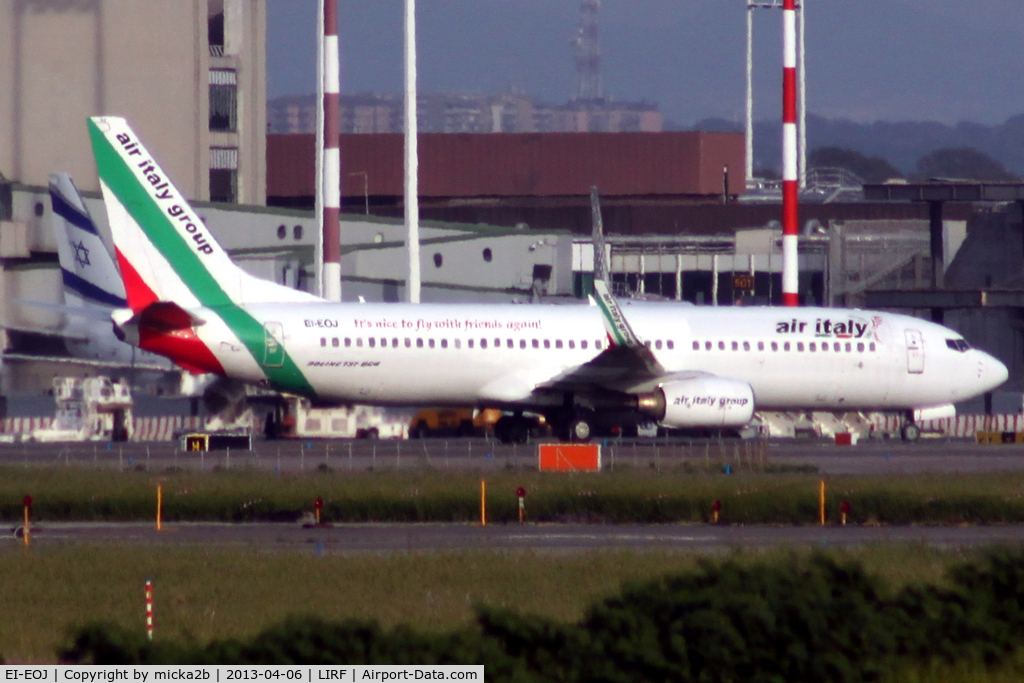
left=901, top=423, right=921, bottom=442
left=568, top=417, right=592, bottom=442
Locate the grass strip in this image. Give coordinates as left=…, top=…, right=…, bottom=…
left=4, top=465, right=1024, bottom=524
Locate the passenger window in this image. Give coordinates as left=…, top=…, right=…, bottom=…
left=757, top=341, right=764, bottom=351
left=771, top=342, right=778, bottom=351
left=857, top=342, right=864, bottom=352
left=441, top=339, right=448, bottom=349
left=809, top=342, right=816, bottom=352
left=743, top=341, right=750, bottom=351
left=346, top=338, right=352, bottom=347
left=455, top=339, right=461, bottom=349
left=520, top=339, right=527, bottom=349
left=731, top=341, right=739, bottom=351
left=468, top=339, right=474, bottom=349
left=320, top=337, right=326, bottom=347
left=369, top=338, right=376, bottom=348
left=332, top=338, right=339, bottom=348
left=357, top=338, right=363, bottom=347
left=581, top=340, right=588, bottom=350
left=693, top=341, right=700, bottom=351
left=380, top=338, right=387, bottom=348
left=392, top=338, right=398, bottom=348
left=655, top=340, right=662, bottom=350
left=429, top=339, right=436, bottom=348
left=404, top=338, right=410, bottom=348
left=667, top=340, right=674, bottom=350
left=784, top=342, right=790, bottom=351
left=544, top=340, right=551, bottom=349
left=507, top=339, right=514, bottom=349
left=718, top=341, right=725, bottom=350
left=494, top=338, right=500, bottom=348
left=481, top=339, right=488, bottom=349
left=705, top=341, right=712, bottom=351
left=556, top=340, right=563, bottom=349
left=870, top=342, right=876, bottom=352
left=596, top=340, right=603, bottom=350
left=797, top=342, right=804, bottom=352
left=532, top=339, right=539, bottom=349
left=569, top=340, right=576, bottom=349
left=845, top=343, right=852, bottom=352
left=416, top=338, right=423, bottom=348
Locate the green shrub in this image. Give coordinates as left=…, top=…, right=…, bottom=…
left=62, top=550, right=1024, bottom=681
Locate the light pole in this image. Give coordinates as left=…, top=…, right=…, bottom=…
left=404, top=0, right=421, bottom=303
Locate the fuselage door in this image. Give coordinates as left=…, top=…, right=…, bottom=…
left=905, top=329, right=924, bottom=374
left=263, top=322, right=285, bottom=368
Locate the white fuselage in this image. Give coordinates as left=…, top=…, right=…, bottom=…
left=197, top=300, right=1008, bottom=413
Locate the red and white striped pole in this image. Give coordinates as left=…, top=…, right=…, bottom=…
left=781, top=0, right=800, bottom=307
left=145, top=578, right=153, bottom=641
left=321, top=0, right=342, bottom=301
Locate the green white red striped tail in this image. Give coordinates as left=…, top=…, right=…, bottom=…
left=88, top=116, right=318, bottom=312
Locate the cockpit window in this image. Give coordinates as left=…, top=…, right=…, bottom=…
left=946, top=338, right=971, bottom=352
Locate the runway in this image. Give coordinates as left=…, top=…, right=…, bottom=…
left=8, top=521, right=1024, bottom=553
left=4, top=437, right=1024, bottom=474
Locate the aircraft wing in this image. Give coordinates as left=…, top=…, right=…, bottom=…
left=2, top=352, right=174, bottom=373
left=1, top=323, right=89, bottom=343
left=16, top=299, right=113, bottom=321
left=536, top=282, right=668, bottom=394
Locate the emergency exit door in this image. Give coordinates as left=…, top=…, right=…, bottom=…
left=263, top=322, right=285, bottom=368
left=905, top=329, right=924, bottom=374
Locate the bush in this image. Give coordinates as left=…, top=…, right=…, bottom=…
left=61, top=550, right=1024, bottom=681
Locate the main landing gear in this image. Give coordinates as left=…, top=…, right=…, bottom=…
left=901, top=410, right=921, bottom=442
left=552, top=409, right=594, bottom=443
left=494, top=413, right=532, bottom=444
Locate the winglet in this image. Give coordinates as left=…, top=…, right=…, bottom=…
left=593, top=281, right=643, bottom=349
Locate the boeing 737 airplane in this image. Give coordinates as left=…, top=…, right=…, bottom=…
left=87, top=116, right=1007, bottom=441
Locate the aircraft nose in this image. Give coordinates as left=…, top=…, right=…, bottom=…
left=979, top=352, right=1008, bottom=391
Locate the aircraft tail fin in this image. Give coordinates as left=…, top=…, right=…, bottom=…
left=49, top=173, right=128, bottom=310
left=87, top=116, right=320, bottom=313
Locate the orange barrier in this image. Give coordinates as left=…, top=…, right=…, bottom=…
left=538, top=443, right=601, bottom=472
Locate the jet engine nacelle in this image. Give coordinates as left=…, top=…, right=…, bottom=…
left=637, top=375, right=755, bottom=428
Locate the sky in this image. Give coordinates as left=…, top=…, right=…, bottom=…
left=266, top=0, right=1024, bottom=127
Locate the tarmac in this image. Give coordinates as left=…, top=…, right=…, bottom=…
left=7, top=521, right=1024, bottom=553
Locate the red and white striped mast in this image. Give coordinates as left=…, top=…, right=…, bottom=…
left=781, top=0, right=799, bottom=306
left=317, top=0, right=342, bottom=301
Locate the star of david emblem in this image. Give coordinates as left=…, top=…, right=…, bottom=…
left=71, top=240, right=90, bottom=268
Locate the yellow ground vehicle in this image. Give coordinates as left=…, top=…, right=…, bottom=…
left=409, top=408, right=501, bottom=439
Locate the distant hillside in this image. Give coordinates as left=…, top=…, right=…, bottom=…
left=689, top=114, right=1024, bottom=177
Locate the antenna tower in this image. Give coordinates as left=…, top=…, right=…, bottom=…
left=573, top=0, right=603, bottom=101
